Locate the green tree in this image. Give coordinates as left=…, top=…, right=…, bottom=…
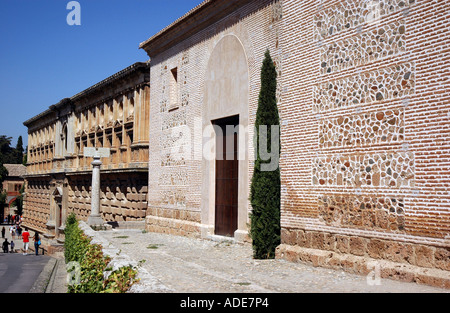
left=249, top=50, right=281, bottom=259
left=0, top=135, right=15, bottom=164
left=0, top=190, right=6, bottom=221
left=15, top=136, right=24, bottom=165
left=0, top=162, right=8, bottom=217
left=0, top=164, right=7, bottom=184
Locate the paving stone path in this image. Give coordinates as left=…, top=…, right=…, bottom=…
left=98, top=229, right=448, bottom=293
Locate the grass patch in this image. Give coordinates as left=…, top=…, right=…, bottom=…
left=236, top=282, right=251, bottom=286
left=146, top=244, right=164, bottom=249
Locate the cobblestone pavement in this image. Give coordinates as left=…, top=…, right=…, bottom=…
left=98, top=229, right=448, bottom=293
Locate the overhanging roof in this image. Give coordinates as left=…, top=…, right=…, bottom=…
left=139, top=0, right=253, bottom=57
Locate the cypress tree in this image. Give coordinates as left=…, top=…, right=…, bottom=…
left=250, top=50, right=281, bottom=259
left=15, top=136, right=24, bottom=165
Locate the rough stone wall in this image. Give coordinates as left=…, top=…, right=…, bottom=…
left=67, top=172, right=148, bottom=223
left=22, top=178, right=51, bottom=234
left=279, top=0, right=450, bottom=270
left=146, top=0, right=282, bottom=239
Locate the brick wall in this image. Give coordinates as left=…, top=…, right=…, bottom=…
left=279, top=0, right=450, bottom=270
left=145, top=0, right=282, bottom=239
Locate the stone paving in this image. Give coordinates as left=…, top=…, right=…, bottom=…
left=96, top=229, right=448, bottom=293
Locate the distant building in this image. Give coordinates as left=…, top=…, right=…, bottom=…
left=1, top=164, right=26, bottom=219
left=23, top=62, right=150, bottom=250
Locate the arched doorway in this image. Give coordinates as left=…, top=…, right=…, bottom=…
left=202, top=35, right=249, bottom=241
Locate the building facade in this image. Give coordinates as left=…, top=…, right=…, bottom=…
left=23, top=62, right=150, bottom=248
left=22, top=0, right=449, bottom=286
left=140, top=0, right=282, bottom=242
left=140, top=0, right=449, bottom=285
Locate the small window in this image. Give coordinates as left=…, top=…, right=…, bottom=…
left=169, top=67, right=178, bottom=110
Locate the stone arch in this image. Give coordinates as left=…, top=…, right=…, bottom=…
left=201, top=35, right=250, bottom=242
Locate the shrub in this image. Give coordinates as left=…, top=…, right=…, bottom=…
left=64, top=213, right=88, bottom=263
left=64, top=214, right=138, bottom=293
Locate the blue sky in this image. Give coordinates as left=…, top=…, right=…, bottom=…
left=0, top=0, right=203, bottom=148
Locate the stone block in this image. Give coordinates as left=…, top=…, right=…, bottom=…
left=415, top=245, right=435, bottom=268
left=349, top=236, right=365, bottom=256
left=367, top=239, right=386, bottom=259
left=336, top=235, right=350, bottom=254
left=102, top=205, right=111, bottom=214
left=434, top=247, right=450, bottom=271
left=139, top=186, right=148, bottom=193
left=323, top=233, right=336, bottom=251
left=115, top=215, right=124, bottom=222
left=281, top=228, right=296, bottom=246
left=310, top=231, right=325, bottom=250
left=112, top=207, right=121, bottom=215
left=384, top=241, right=415, bottom=265
left=380, top=265, right=415, bottom=283
left=138, top=209, right=147, bottom=218
left=415, top=272, right=449, bottom=289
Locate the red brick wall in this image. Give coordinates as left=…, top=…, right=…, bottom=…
left=280, top=0, right=450, bottom=255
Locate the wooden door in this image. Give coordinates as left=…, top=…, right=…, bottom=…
left=214, top=116, right=239, bottom=237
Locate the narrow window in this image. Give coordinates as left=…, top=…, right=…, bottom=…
left=169, top=67, right=178, bottom=110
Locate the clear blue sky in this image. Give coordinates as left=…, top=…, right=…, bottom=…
left=0, top=0, right=203, bottom=148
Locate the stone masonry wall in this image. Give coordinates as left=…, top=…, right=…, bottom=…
left=279, top=0, right=450, bottom=274
left=68, top=172, right=148, bottom=223
left=22, top=178, right=51, bottom=234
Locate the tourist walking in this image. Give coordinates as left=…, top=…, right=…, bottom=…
left=10, top=240, right=15, bottom=253
left=2, top=238, right=9, bottom=253
left=1, top=226, right=5, bottom=238
left=33, top=232, right=41, bottom=256
left=9, top=225, right=15, bottom=240
left=22, top=228, right=30, bottom=255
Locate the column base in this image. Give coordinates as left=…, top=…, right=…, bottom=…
left=87, top=215, right=104, bottom=226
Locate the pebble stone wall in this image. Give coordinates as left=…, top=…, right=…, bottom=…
left=279, top=0, right=450, bottom=274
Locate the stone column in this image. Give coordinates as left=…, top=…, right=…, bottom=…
left=87, top=156, right=104, bottom=226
